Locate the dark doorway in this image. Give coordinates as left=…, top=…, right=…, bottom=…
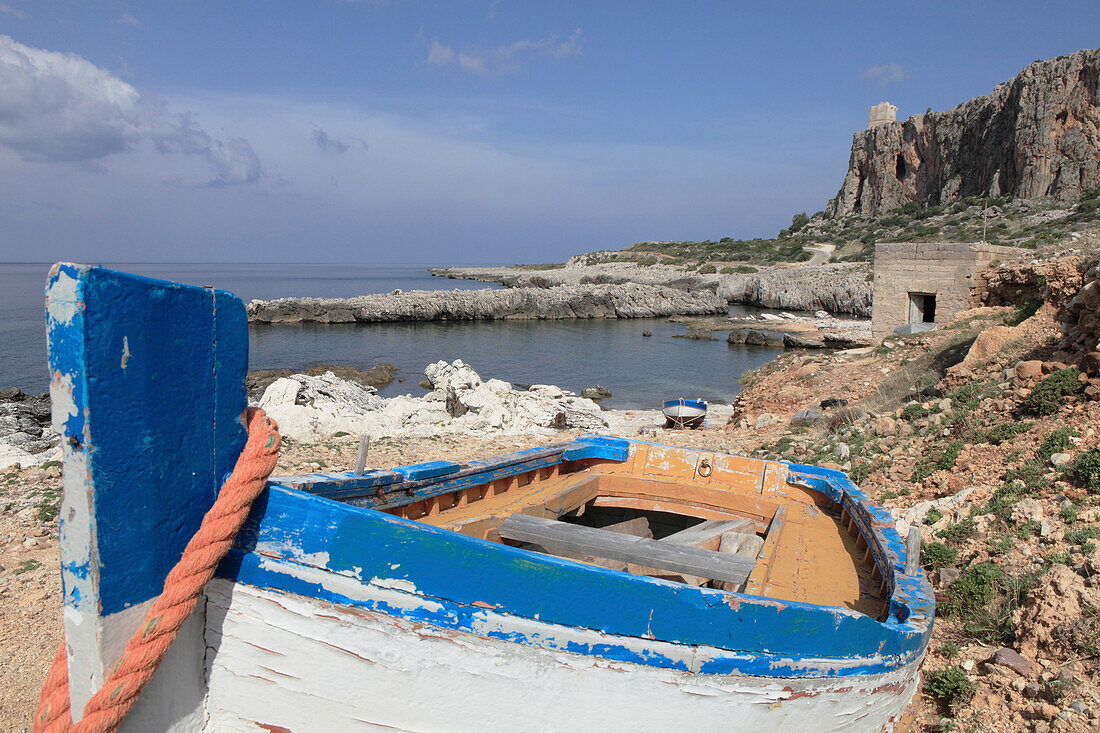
left=908, top=293, right=936, bottom=324
left=896, top=154, right=907, bottom=179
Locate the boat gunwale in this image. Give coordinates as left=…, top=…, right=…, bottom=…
left=245, top=437, right=933, bottom=678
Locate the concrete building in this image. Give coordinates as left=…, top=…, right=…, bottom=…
left=871, top=242, right=1024, bottom=339
left=869, top=102, right=898, bottom=129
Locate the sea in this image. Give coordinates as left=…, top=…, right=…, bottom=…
left=1, top=263, right=784, bottom=409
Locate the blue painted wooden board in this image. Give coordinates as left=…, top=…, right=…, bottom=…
left=47, top=264, right=248, bottom=615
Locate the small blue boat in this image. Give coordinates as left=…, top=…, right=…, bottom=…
left=662, top=397, right=708, bottom=428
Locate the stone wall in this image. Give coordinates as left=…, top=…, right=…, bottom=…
left=871, top=243, right=1024, bottom=339
left=869, top=102, right=897, bottom=129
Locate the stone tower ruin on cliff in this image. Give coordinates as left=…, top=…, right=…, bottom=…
left=869, top=102, right=897, bottom=129
left=829, top=48, right=1100, bottom=217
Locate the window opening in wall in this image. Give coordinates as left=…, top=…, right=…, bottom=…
left=908, top=293, right=936, bottom=324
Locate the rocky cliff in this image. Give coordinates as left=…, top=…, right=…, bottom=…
left=247, top=283, right=727, bottom=324
left=829, top=48, right=1100, bottom=216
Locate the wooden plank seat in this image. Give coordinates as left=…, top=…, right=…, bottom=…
left=498, top=513, right=756, bottom=586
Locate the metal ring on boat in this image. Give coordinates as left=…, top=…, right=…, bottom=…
left=697, top=458, right=713, bottom=478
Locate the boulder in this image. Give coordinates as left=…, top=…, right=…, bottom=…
left=1014, top=360, right=1045, bottom=381
left=744, top=329, right=786, bottom=347
left=580, top=386, right=612, bottom=401
left=783, top=332, right=826, bottom=349
left=873, top=416, right=896, bottom=437
left=790, top=406, right=824, bottom=426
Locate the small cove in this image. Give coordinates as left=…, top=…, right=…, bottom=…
left=3, top=263, right=783, bottom=408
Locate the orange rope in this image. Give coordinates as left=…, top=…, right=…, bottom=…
left=35, top=408, right=281, bottom=733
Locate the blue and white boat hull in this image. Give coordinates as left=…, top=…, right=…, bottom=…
left=44, top=264, right=933, bottom=732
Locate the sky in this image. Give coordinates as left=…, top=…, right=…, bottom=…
left=0, top=2, right=1097, bottom=265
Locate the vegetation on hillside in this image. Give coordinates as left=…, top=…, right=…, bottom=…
left=578, top=189, right=1100, bottom=267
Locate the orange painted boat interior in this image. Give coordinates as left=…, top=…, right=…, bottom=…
left=383, top=443, right=888, bottom=619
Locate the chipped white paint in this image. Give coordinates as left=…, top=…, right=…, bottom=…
left=121, top=336, right=131, bottom=369
left=368, top=576, right=419, bottom=593
left=49, top=372, right=78, bottom=435
left=58, top=439, right=100, bottom=716
left=45, top=268, right=80, bottom=326
left=199, top=580, right=921, bottom=732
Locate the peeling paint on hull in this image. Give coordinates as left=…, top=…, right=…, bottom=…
left=203, top=580, right=922, bottom=732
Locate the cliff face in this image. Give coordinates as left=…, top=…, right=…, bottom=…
left=829, top=48, right=1100, bottom=216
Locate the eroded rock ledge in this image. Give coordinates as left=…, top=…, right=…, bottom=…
left=432, top=262, right=873, bottom=316
left=247, top=283, right=727, bottom=324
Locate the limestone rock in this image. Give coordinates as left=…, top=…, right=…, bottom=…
left=247, top=283, right=727, bottom=323
left=828, top=48, right=1100, bottom=216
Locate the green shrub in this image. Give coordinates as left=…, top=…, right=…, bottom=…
left=984, top=421, right=1031, bottom=445
left=900, top=403, right=928, bottom=422
left=912, top=442, right=963, bottom=482
left=1017, top=520, right=1040, bottom=539
left=1071, top=449, right=1100, bottom=493
left=1004, top=297, right=1042, bottom=326
left=697, top=263, right=717, bottom=274
left=1037, top=427, right=1075, bottom=462
left=926, top=507, right=944, bottom=525
left=924, top=666, right=976, bottom=707
left=988, top=536, right=1013, bottom=555
left=942, top=562, right=1036, bottom=644
left=1065, top=526, right=1100, bottom=546
left=938, top=517, right=977, bottom=545
left=1021, top=368, right=1084, bottom=416
left=922, top=541, right=958, bottom=569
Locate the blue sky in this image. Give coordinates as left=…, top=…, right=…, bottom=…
left=0, top=1, right=1097, bottom=264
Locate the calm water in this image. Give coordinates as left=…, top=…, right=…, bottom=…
left=2, top=263, right=781, bottom=409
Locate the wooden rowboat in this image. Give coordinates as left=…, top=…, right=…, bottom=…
left=44, top=264, right=933, bottom=732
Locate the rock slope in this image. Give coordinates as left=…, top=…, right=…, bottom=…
left=829, top=48, right=1100, bottom=216
left=247, top=283, right=726, bottom=323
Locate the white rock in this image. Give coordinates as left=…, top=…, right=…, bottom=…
left=424, top=359, right=482, bottom=392
left=1050, top=452, right=1072, bottom=467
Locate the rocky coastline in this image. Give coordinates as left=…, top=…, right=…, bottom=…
left=430, top=261, right=873, bottom=317
left=246, top=282, right=727, bottom=324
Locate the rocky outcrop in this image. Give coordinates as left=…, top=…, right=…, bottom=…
left=433, top=262, right=873, bottom=316
left=246, top=363, right=399, bottom=402
left=257, top=361, right=607, bottom=443
left=716, top=263, right=873, bottom=316
left=0, top=388, right=59, bottom=470
left=247, top=283, right=726, bottom=324
left=829, top=48, right=1100, bottom=216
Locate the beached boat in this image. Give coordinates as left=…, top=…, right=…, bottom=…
left=43, top=263, right=933, bottom=732
left=662, top=397, right=707, bottom=428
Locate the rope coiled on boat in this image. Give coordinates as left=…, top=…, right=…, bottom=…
left=34, top=408, right=281, bottom=733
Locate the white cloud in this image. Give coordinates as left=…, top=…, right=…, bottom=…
left=0, top=3, right=24, bottom=19
left=862, top=63, right=909, bottom=84
left=0, top=35, right=262, bottom=184
left=426, top=29, right=582, bottom=75
left=113, top=14, right=141, bottom=28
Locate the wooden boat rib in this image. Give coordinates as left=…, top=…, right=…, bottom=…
left=44, top=263, right=934, bottom=732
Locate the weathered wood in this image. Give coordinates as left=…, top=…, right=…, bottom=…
left=498, top=514, right=755, bottom=585
left=661, top=519, right=754, bottom=551
left=600, top=517, right=652, bottom=538
left=905, top=526, right=922, bottom=576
